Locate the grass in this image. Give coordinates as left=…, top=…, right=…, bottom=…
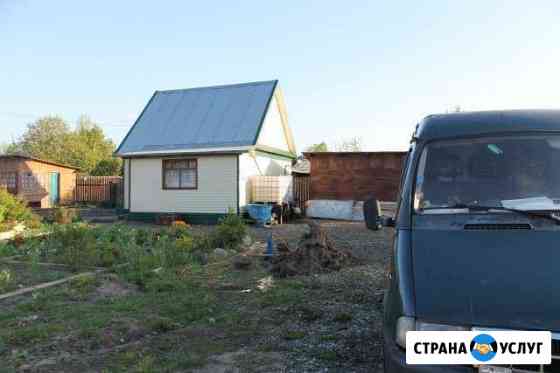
left=0, top=219, right=377, bottom=371
left=284, top=330, right=306, bottom=340
left=0, top=255, right=362, bottom=372
left=316, top=350, right=338, bottom=361
left=297, top=305, right=324, bottom=322
left=147, top=317, right=180, bottom=333
left=0, top=276, right=222, bottom=367
left=0, top=233, right=247, bottom=369
left=333, top=312, right=353, bottom=323
left=258, top=279, right=306, bottom=307
left=6, top=322, right=65, bottom=345
left=0, top=263, right=72, bottom=294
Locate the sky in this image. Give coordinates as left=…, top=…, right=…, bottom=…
left=1, top=1, right=560, bottom=152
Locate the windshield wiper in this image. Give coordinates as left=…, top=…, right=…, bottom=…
left=443, top=203, right=560, bottom=224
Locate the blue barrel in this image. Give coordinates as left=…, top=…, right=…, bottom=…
left=246, top=204, right=273, bottom=227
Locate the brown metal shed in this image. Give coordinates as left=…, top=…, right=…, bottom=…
left=0, top=155, right=78, bottom=208
left=302, top=151, right=407, bottom=202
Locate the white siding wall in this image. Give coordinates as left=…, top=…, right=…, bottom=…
left=129, top=155, right=237, bottom=213
left=123, top=159, right=130, bottom=209
left=256, top=96, right=290, bottom=152
left=238, top=152, right=292, bottom=208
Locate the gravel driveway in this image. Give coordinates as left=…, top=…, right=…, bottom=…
left=243, top=220, right=392, bottom=372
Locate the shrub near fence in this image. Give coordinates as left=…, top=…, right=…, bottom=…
left=75, top=175, right=123, bottom=206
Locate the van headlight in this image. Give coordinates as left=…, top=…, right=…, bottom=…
left=395, top=317, right=469, bottom=348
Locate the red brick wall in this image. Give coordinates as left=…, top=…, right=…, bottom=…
left=303, top=152, right=407, bottom=202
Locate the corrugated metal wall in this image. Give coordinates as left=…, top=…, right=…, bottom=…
left=303, top=152, right=407, bottom=202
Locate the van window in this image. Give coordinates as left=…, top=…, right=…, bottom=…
left=414, top=135, right=560, bottom=213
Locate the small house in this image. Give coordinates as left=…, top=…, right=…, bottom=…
left=0, top=155, right=78, bottom=208
left=116, top=80, right=297, bottom=223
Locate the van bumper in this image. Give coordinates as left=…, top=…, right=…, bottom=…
left=384, top=338, right=475, bottom=372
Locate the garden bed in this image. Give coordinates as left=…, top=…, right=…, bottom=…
left=0, top=218, right=391, bottom=372
left=0, top=262, right=73, bottom=295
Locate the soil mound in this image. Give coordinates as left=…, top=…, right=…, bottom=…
left=270, top=221, right=353, bottom=277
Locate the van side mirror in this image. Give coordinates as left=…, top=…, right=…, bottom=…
left=364, top=197, right=382, bottom=230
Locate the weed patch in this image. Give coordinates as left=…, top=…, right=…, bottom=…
left=147, top=317, right=179, bottom=333
left=284, top=330, right=305, bottom=340
left=258, top=279, right=305, bottom=307
left=297, top=305, right=324, bottom=322
left=333, top=312, right=353, bottom=323
left=316, top=350, right=338, bottom=361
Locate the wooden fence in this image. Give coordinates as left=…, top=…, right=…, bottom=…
left=75, top=176, right=123, bottom=206
left=293, top=174, right=310, bottom=212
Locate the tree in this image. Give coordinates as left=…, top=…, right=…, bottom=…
left=305, top=142, right=329, bottom=152
left=65, top=115, right=117, bottom=173
left=335, top=137, right=363, bottom=152
left=91, top=158, right=123, bottom=176
left=18, top=116, right=70, bottom=162
left=1, top=140, right=20, bottom=155
left=0, top=143, right=8, bottom=155
left=9, top=115, right=120, bottom=175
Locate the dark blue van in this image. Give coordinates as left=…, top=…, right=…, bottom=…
left=368, top=110, right=560, bottom=372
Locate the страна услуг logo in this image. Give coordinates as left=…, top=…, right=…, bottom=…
left=470, top=334, right=498, bottom=362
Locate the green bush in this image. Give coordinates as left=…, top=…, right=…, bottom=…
left=192, top=232, right=215, bottom=253
left=119, top=242, right=159, bottom=288
left=214, top=210, right=247, bottom=251
left=48, top=224, right=98, bottom=270
left=0, top=189, right=35, bottom=229
left=159, top=233, right=193, bottom=268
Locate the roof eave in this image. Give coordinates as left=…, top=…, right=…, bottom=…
left=117, top=145, right=252, bottom=158
left=253, top=145, right=297, bottom=160
left=0, top=154, right=81, bottom=170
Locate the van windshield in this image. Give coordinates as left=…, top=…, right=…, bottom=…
left=414, top=135, right=560, bottom=213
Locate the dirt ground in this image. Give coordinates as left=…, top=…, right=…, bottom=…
left=0, top=220, right=392, bottom=372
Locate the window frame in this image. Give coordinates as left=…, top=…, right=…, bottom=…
left=162, top=158, right=198, bottom=190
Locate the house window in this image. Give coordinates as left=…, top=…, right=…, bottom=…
left=162, top=159, right=198, bottom=189
left=0, top=172, right=17, bottom=193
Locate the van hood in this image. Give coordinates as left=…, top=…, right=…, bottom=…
left=412, top=229, right=560, bottom=331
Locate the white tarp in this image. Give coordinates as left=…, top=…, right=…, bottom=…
left=306, top=200, right=364, bottom=221
left=306, top=200, right=397, bottom=221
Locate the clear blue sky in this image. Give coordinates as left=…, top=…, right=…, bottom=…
left=2, top=1, right=560, bottom=152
